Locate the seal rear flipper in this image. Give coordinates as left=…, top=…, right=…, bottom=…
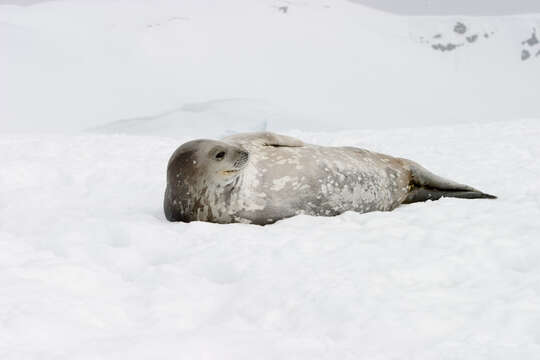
left=403, top=187, right=496, bottom=204
left=401, top=159, right=497, bottom=204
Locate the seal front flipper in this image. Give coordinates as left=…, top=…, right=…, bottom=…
left=223, top=132, right=304, bottom=147
left=401, top=159, right=497, bottom=204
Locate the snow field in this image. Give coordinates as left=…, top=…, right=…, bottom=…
left=1, top=119, right=540, bottom=359
left=2, top=0, right=540, bottom=358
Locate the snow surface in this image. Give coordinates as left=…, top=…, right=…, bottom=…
left=2, top=120, right=540, bottom=359
left=2, top=0, right=540, bottom=359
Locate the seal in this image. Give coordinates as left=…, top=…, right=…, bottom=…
left=164, top=132, right=496, bottom=225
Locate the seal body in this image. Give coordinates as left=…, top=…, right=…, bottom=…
left=164, top=132, right=495, bottom=225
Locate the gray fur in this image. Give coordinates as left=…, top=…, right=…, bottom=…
left=164, top=132, right=495, bottom=225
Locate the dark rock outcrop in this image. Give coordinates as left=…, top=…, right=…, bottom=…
left=454, top=22, right=467, bottom=35
left=466, top=34, right=478, bottom=43
left=522, top=30, right=538, bottom=47
left=432, top=43, right=462, bottom=52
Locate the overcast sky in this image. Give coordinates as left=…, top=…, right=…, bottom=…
left=1, top=0, right=540, bottom=15
left=350, top=0, right=540, bottom=15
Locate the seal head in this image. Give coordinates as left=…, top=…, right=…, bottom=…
left=164, top=139, right=249, bottom=222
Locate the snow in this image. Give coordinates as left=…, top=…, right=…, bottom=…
left=2, top=0, right=540, bottom=359
left=2, top=119, right=540, bottom=359
left=1, top=0, right=540, bottom=134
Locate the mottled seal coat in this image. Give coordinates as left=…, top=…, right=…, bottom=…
left=164, top=132, right=495, bottom=225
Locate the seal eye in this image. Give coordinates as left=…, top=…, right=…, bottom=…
left=215, top=151, right=226, bottom=160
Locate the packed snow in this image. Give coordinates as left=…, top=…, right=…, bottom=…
left=1, top=0, right=540, bottom=359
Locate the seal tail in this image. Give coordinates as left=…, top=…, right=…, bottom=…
left=401, top=160, right=497, bottom=204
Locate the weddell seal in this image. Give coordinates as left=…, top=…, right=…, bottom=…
left=164, top=132, right=496, bottom=225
